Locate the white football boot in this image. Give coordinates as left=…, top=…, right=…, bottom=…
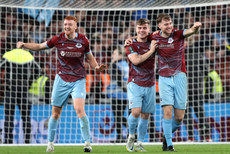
left=46, top=142, right=54, bottom=153
left=126, top=135, right=135, bottom=152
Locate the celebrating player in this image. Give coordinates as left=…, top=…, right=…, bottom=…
left=17, top=16, right=106, bottom=152
left=125, top=18, right=157, bottom=152
left=125, top=13, right=202, bottom=151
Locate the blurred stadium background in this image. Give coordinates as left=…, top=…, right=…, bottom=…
left=0, top=0, right=230, bottom=146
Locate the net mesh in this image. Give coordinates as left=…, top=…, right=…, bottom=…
left=0, top=0, right=230, bottom=9
left=0, top=0, right=230, bottom=144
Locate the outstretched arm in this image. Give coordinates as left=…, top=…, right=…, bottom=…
left=86, top=52, right=107, bottom=72
left=184, top=22, right=202, bottom=38
left=128, top=40, right=157, bottom=65
left=17, top=41, right=47, bottom=51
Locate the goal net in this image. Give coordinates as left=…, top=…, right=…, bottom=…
left=0, top=0, right=230, bottom=144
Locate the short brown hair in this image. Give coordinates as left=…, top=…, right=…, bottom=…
left=156, top=14, right=171, bottom=24
left=136, top=18, right=150, bottom=25
left=64, top=16, right=78, bottom=23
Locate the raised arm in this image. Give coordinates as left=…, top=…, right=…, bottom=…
left=184, top=22, right=202, bottom=38
left=86, top=52, right=107, bottom=72
left=128, top=40, right=157, bottom=65
left=17, top=41, right=47, bottom=51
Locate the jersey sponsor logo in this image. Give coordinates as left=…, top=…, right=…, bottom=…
left=60, top=51, right=82, bottom=57
left=76, top=43, right=82, bottom=48
left=158, top=43, right=174, bottom=49
left=67, top=47, right=74, bottom=49
left=129, top=46, right=134, bottom=53
left=168, top=37, right=174, bottom=43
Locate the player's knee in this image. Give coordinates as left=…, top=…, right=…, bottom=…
left=163, top=107, right=173, bottom=118
left=131, top=108, right=141, bottom=118
left=52, top=113, right=60, bottom=120
left=132, top=111, right=140, bottom=118
left=175, top=116, right=184, bottom=123
left=75, top=108, right=85, bottom=117
left=51, top=110, right=61, bottom=119
left=140, top=113, right=149, bottom=119
left=164, top=112, right=172, bottom=118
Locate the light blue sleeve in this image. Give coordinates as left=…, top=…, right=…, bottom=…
left=183, top=29, right=187, bottom=37
left=85, top=50, right=92, bottom=55
left=45, top=41, right=50, bottom=49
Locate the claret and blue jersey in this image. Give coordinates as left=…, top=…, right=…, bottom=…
left=126, top=39, right=156, bottom=113
left=126, top=40, right=156, bottom=87
left=149, top=29, right=188, bottom=109
left=149, top=29, right=187, bottom=77
left=45, top=32, right=91, bottom=82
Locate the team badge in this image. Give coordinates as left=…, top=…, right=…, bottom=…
left=60, top=51, right=66, bottom=56
left=168, top=37, right=174, bottom=43
left=76, top=43, right=82, bottom=48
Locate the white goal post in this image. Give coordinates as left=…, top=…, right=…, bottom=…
left=0, top=0, right=230, bottom=145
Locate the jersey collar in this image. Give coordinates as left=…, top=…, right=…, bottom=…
left=64, top=33, right=78, bottom=40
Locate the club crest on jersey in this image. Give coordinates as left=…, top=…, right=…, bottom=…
left=76, top=43, right=82, bottom=48
left=60, top=51, right=66, bottom=56
left=168, top=37, right=174, bottom=43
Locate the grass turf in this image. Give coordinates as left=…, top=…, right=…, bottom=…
left=0, top=144, right=230, bottom=154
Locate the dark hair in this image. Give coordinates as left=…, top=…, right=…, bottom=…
left=136, top=18, right=150, bottom=25
left=156, top=13, right=171, bottom=24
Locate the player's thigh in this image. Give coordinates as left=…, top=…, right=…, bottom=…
left=71, top=79, right=87, bottom=117
left=73, top=98, right=86, bottom=118
left=174, top=73, right=187, bottom=110
left=127, top=82, right=144, bottom=109
left=142, top=85, right=156, bottom=113
left=51, top=74, right=72, bottom=107
left=71, top=78, right=86, bottom=99
left=159, top=76, right=174, bottom=106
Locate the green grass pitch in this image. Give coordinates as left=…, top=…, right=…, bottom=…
left=0, top=144, right=230, bottom=154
